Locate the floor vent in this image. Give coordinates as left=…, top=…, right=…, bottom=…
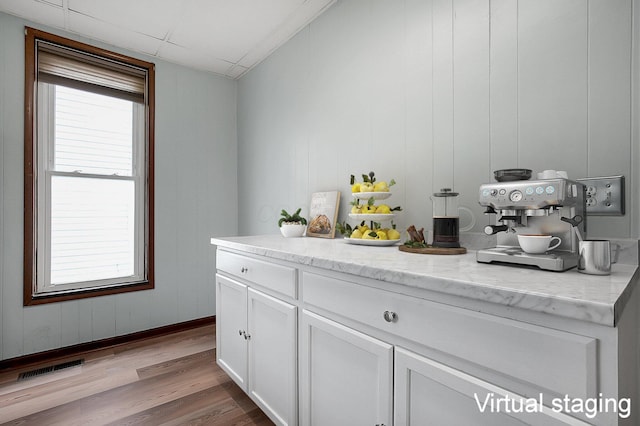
left=18, top=359, right=84, bottom=381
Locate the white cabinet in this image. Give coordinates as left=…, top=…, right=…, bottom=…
left=214, top=245, right=635, bottom=425
left=216, top=274, right=247, bottom=388
left=299, top=310, right=393, bottom=426
left=216, top=270, right=297, bottom=426
left=394, top=347, right=587, bottom=426
left=248, top=287, right=297, bottom=426
left=300, top=270, right=614, bottom=425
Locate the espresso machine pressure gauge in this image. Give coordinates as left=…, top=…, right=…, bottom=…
left=509, top=190, right=523, bottom=202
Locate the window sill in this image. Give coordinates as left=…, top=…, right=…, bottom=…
left=24, top=280, right=154, bottom=306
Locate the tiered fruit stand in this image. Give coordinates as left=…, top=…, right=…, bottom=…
left=343, top=191, right=401, bottom=246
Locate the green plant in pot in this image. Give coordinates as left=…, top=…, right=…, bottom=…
left=279, top=208, right=307, bottom=238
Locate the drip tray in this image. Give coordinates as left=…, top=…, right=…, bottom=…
left=476, top=247, right=578, bottom=272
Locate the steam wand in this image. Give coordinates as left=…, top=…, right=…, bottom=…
left=560, top=215, right=584, bottom=242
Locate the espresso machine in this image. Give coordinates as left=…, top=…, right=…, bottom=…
left=476, top=178, right=586, bottom=271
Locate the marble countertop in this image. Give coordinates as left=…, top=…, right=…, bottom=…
left=210, top=235, right=639, bottom=327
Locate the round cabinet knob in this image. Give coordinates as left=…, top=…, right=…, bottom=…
left=244, top=333, right=251, bottom=340
left=238, top=329, right=243, bottom=336
left=240, top=267, right=248, bottom=273
left=383, top=311, right=397, bottom=323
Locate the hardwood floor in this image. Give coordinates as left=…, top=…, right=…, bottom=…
left=0, top=324, right=274, bottom=425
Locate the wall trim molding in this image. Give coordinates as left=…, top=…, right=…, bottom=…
left=0, top=316, right=216, bottom=372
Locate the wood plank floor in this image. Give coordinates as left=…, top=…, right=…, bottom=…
left=0, top=324, right=274, bottom=425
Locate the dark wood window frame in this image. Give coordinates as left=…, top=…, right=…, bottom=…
left=24, top=27, right=155, bottom=305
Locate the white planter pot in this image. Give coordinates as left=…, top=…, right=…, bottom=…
left=280, top=223, right=307, bottom=238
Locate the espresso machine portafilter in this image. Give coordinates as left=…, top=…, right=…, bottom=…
left=476, top=178, right=586, bottom=271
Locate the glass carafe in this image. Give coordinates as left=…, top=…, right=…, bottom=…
left=431, top=188, right=474, bottom=248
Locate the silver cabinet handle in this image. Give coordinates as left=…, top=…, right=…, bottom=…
left=383, top=311, right=397, bottom=323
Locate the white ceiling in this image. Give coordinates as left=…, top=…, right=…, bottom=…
left=0, top=0, right=336, bottom=79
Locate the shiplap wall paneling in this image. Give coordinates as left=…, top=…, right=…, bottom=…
left=308, top=0, right=369, bottom=206
left=453, top=0, right=491, bottom=231
left=77, top=299, right=94, bottom=344
left=152, top=64, right=180, bottom=330
left=1, top=14, right=25, bottom=360
left=236, top=39, right=307, bottom=234
left=91, top=297, right=116, bottom=341
left=60, top=300, right=81, bottom=348
left=155, top=65, right=185, bottom=326
left=268, top=31, right=310, bottom=228
left=367, top=0, right=406, bottom=193
left=0, top=13, right=5, bottom=361
left=489, top=0, right=518, bottom=173
left=517, top=0, right=588, bottom=178
left=586, top=0, right=632, bottom=238
left=403, top=0, right=434, bottom=228
left=237, top=0, right=637, bottom=239
left=634, top=0, right=640, bottom=238
left=115, top=291, right=151, bottom=336
left=23, top=303, right=61, bottom=355
left=176, top=69, right=202, bottom=323
left=432, top=0, right=455, bottom=191
left=268, top=30, right=311, bottom=228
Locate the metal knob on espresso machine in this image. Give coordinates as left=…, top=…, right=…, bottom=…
left=484, top=224, right=509, bottom=235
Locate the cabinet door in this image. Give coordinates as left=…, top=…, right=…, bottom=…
left=216, top=274, right=248, bottom=390
left=300, top=310, right=393, bottom=426
left=248, top=288, right=297, bottom=426
left=394, top=347, right=588, bottom=426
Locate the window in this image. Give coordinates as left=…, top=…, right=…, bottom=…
left=24, top=28, right=155, bottom=305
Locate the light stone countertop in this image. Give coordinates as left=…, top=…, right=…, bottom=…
left=210, top=234, right=639, bottom=327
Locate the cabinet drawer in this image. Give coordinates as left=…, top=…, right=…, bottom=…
left=217, top=250, right=297, bottom=299
left=394, top=347, right=587, bottom=426
left=302, top=271, right=596, bottom=400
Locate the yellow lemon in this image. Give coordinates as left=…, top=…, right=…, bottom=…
left=350, top=229, right=363, bottom=239
left=360, top=183, right=374, bottom=192
left=351, top=183, right=361, bottom=193
left=351, top=205, right=362, bottom=214
left=376, top=231, right=388, bottom=240
left=362, top=231, right=377, bottom=240
left=373, top=181, right=389, bottom=192
left=387, top=229, right=401, bottom=240
left=376, top=204, right=391, bottom=214
left=361, top=205, right=376, bottom=214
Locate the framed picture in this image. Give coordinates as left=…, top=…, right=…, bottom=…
left=307, top=191, right=341, bottom=238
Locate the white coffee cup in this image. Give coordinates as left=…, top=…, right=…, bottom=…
left=517, top=234, right=562, bottom=254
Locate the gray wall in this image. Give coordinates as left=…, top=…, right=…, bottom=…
left=0, top=12, right=238, bottom=360
left=237, top=0, right=637, bottom=240
left=3, top=0, right=639, bottom=361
